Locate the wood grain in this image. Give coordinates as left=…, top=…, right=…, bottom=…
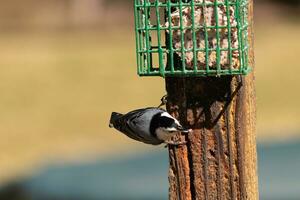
left=165, top=1, right=258, bottom=199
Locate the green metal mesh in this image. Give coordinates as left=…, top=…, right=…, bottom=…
left=134, top=0, right=251, bottom=77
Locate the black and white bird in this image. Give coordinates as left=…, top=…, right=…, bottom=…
left=109, top=107, right=190, bottom=145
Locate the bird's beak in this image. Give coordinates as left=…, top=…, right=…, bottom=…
left=176, top=125, right=190, bottom=133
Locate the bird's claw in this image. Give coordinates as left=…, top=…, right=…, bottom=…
left=164, top=139, right=187, bottom=148
left=163, top=129, right=192, bottom=147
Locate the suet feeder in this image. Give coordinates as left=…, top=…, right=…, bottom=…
left=134, top=0, right=251, bottom=77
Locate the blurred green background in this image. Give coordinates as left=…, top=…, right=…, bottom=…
left=0, top=0, right=300, bottom=199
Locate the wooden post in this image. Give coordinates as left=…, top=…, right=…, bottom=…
left=165, top=1, right=258, bottom=199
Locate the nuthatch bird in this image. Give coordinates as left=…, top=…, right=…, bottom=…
left=109, top=107, right=190, bottom=145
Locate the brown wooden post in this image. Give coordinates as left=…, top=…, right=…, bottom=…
left=165, top=1, right=258, bottom=199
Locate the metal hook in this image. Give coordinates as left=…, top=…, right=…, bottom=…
left=157, top=94, right=168, bottom=108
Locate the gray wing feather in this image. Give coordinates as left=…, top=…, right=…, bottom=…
left=113, top=108, right=164, bottom=145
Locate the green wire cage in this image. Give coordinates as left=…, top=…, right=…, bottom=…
left=134, top=0, right=251, bottom=77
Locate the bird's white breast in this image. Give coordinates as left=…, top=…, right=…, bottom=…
left=155, top=128, right=177, bottom=141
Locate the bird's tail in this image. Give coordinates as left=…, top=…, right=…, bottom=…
left=109, top=112, right=123, bottom=128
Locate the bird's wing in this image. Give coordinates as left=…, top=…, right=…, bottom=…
left=116, top=108, right=164, bottom=144
left=113, top=108, right=151, bottom=141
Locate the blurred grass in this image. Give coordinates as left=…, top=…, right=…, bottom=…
left=0, top=20, right=300, bottom=183
left=0, top=29, right=166, bottom=183
left=255, top=21, right=300, bottom=140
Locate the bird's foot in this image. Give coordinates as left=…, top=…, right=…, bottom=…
left=164, top=139, right=187, bottom=148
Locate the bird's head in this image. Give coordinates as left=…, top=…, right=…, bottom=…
left=150, top=111, right=189, bottom=141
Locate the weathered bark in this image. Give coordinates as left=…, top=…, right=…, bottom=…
left=166, top=1, right=258, bottom=200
